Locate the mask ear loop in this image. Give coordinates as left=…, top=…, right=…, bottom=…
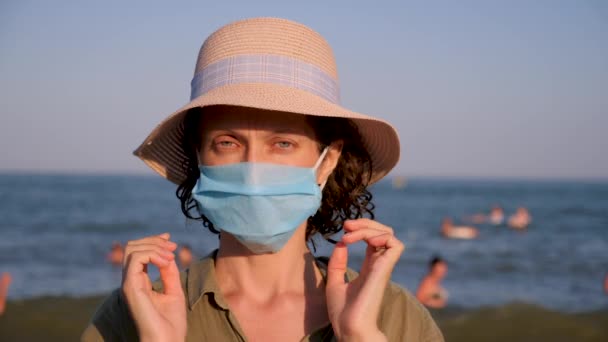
left=313, top=147, right=337, bottom=245
left=313, top=146, right=330, bottom=170
left=314, top=147, right=330, bottom=190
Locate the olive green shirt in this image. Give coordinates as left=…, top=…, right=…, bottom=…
left=82, top=252, right=443, bottom=341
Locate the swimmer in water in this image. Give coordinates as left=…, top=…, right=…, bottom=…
left=0, top=272, right=12, bottom=316
left=467, top=206, right=504, bottom=225
left=416, top=256, right=449, bottom=309
left=107, top=242, right=124, bottom=266
left=440, top=217, right=479, bottom=240
left=508, top=207, right=532, bottom=230
left=488, top=206, right=505, bottom=225
left=177, top=244, right=194, bottom=269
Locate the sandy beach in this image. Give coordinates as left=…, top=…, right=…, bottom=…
left=1, top=295, right=607, bottom=341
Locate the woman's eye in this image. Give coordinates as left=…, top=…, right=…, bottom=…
left=216, top=140, right=237, bottom=148
left=275, top=141, right=293, bottom=149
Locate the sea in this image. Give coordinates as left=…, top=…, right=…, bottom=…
left=0, top=173, right=607, bottom=313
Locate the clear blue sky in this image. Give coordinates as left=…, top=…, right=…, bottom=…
left=1, top=0, right=607, bottom=179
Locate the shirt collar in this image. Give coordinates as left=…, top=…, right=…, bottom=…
left=186, top=250, right=354, bottom=311
left=187, top=249, right=231, bottom=310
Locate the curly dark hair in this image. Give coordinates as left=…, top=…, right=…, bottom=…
left=175, top=106, right=375, bottom=243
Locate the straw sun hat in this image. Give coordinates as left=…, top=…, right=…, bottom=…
left=134, top=17, right=400, bottom=184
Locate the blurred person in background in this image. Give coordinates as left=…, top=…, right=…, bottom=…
left=0, top=272, right=12, bottom=316
left=106, top=242, right=124, bottom=266
left=416, top=256, right=449, bottom=309
left=177, top=244, right=194, bottom=269
left=508, top=207, right=532, bottom=230
left=440, top=217, right=479, bottom=240
left=467, top=205, right=504, bottom=225
left=488, top=206, right=505, bottom=225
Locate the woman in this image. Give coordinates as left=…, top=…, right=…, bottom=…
left=82, top=18, right=443, bottom=341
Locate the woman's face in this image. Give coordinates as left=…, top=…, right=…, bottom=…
left=197, top=107, right=338, bottom=180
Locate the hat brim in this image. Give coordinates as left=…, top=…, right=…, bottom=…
left=134, top=82, right=400, bottom=185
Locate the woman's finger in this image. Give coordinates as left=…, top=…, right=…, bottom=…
left=343, top=218, right=393, bottom=234
left=343, top=230, right=405, bottom=268
left=366, top=233, right=405, bottom=254
left=326, top=242, right=349, bottom=288
left=342, top=227, right=392, bottom=245
left=125, top=243, right=177, bottom=256
left=364, top=233, right=405, bottom=261
left=159, top=259, right=183, bottom=297
left=123, top=250, right=173, bottom=282
left=348, top=233, right=404, bottom=295
left=123, top=244, right=176, bottom=267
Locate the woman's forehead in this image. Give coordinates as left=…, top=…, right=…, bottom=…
left=199, top=106, right=315, bottom=135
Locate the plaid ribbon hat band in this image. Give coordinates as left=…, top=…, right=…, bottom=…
left=190, top=54, right=341, bottom=104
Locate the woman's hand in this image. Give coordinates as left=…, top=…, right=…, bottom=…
left=325, top=219, right=405, bottom=342
left=121, top=233, right=187, bottom=342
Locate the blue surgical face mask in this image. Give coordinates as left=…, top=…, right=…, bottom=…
left=191, top=148, right=329, bottom=254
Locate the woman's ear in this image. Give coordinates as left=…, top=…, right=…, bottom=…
left=317, top=140, right=343, bottom=186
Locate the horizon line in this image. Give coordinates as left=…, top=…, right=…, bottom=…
left=1, top=168, right=606, bottom=184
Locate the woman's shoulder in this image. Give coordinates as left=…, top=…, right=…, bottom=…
left=81, top=288, right=138, bottom=341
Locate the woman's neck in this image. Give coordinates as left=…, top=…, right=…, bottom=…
left=214, top=224, right=324, bottom=302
